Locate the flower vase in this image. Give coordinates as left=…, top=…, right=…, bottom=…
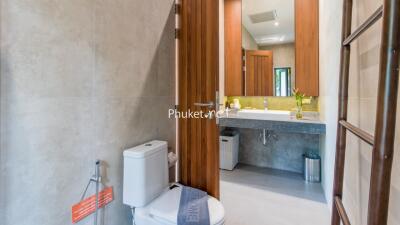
left=296, top=105, right=303, bottom=119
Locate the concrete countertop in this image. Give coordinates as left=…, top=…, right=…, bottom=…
left=218, top=112, right=326, bottom=135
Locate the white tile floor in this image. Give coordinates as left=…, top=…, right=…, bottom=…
left=220, top=164, right=331, bottom=225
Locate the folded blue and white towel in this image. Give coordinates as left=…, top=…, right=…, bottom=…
left=177, top=186, right=210, bottom=225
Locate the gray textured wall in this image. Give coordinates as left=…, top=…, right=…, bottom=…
left=0, top=1, right=176, bottom=225
left=236, top=128, right=320, bottom=173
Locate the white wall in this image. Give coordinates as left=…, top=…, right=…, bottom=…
left=320, top=1, right=400, bottom=225
left=341, top=0, right=400, bottom=224
left=319, top=0, right=342, bottom=208
left=242, top=25, right=259, bottom=50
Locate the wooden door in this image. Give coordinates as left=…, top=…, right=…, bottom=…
left=295, top=0, right=319, bottom=96
left=245, top=50, right=274, bottom=96
left=178, top=0, right=220, bottom=198
left=224, top=0, right=243, bottom=96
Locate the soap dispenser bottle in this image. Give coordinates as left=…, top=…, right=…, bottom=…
left=263, top=97, right=268, bottom=111
left=233, top=98, right=241, bottom=110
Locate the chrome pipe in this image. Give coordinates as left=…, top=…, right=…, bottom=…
left=94, top=160, right=101, bottom=225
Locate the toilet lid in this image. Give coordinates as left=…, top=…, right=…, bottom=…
left=149, top=185, right=225, bottom=225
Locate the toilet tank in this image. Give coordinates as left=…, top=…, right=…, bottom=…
left=123, top=140, right=169, bottom=207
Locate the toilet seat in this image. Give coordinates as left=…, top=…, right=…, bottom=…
left=135, top=185, right=225, bottom=225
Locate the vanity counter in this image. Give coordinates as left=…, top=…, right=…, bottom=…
left=219, top=111, right=326, bottom=135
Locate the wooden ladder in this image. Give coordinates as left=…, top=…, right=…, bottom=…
left=332, top=0, right=400, bottom=225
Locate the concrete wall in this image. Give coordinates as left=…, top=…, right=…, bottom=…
left=320, top=1, right=400, bottom=225
left=242, top=25, right=259, bottom=50
left=236, top=129, right=320, bottom=173
left=0, top=1, right=176, bottom=225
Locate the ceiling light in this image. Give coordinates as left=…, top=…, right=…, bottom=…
left=274, top=21, right=279, bottom=26
left=256, top=35, right=286, bottom=45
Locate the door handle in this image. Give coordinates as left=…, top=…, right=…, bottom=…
left=194, top=101, right=215, bottom=120
left=194, top=101, right=215, bottom=109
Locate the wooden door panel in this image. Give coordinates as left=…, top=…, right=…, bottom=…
left=178, top=0, right=219, bottom=198
left=224, top=0, right=243, bottom=96
left=295, top=0, right=319, bottom=96
left=246, top=54, right=255, bottom=96
left=245, top=50, right=273, bottom=96
left=266, top=56, right=273, bottom=96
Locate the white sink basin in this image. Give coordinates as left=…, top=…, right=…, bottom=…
left=236, top=109, right=291, bottom=121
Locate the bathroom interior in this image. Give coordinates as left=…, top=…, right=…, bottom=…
left=1, top=0, right=400, bottom=225
left=218, top=0, right=328, bottom=223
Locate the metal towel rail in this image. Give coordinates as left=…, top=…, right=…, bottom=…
left=81, top=160, right=102, bottom=225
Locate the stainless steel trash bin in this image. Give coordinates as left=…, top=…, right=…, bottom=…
left=304, top=153, right=321, bottom=183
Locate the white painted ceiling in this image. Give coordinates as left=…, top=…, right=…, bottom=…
left=242, top=0, right=295, bottom=46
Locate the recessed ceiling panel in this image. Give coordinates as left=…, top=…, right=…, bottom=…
left=249, top=10, right=277, bottom=24
left=242, top=0, right=295, bottom=46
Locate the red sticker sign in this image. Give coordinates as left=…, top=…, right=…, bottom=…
left=72, top=187, right=114, bottom=223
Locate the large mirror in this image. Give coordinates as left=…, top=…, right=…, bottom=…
left=242, top=0, right=295, bottom=97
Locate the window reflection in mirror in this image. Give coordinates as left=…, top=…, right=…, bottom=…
left=274, top=68, right=292, bottom=97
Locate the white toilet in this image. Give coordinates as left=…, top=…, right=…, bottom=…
left=123, top=140, right=225, bottom=225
